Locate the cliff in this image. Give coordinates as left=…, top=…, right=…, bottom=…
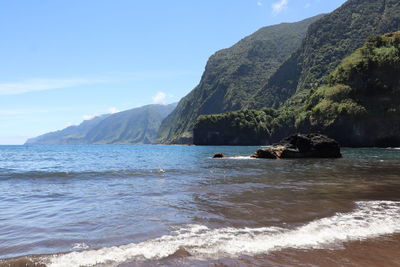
left=194, top=32, right=400, bottom=147
left=25, top=104, right=176, bottom=145
left=157, top=15, right=323, bottom=144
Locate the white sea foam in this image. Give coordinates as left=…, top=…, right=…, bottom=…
left=47, top=201, right=400, bottom=267
left=71, top=243, right=90, bottom=250
left=228, top=156, right=252, bottom=160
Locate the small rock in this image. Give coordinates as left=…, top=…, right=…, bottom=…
left=213, top=153, right=225, bottom=158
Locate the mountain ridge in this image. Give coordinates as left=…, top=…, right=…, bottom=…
left=170, top=0, right=400, bottom=146
left=157, top=15, right=324, bottom=144
left=25, top=103, right=176, bottom=145
left=253, top=0, right=400, bottom=109
left=193, top=31, right=400, bottom=147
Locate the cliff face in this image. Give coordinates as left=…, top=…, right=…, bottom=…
left=157, top=15, right=323, bottom=144
left=83, top=104, right=176, bottom=144
left=193, top=109, right=276, bottom=146
left=162, top=0, right=400, bottom=145
left=194, top=32, right=400, bottom=147
left=25, top=104, right=176, bottom=145
left=253, top=0, right=400, bottom=109
left=25, top=115, right=111, bottom=145
left=299, top=32, right=400, bottom=147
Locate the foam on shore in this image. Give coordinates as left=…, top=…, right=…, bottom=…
left=47, top=201, right=400, bottom=267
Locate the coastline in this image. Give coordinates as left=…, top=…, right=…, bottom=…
left=2, top=234, right=400, bottom=266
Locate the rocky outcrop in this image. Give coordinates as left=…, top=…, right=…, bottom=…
left=251, top=134, right=342, bottom=159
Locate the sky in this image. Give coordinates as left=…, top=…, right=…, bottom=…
left=0, top=0, right=347, bottom=144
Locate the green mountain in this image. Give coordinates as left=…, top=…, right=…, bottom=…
left=298, top=31, right=400, bottom=146
left=192, top=0, right=400, bottom=146
left=157, top=15, right=323, bottom=144
left=253, top=0, right=400, bottom=109
left=194, top=32, right=400, bottom=147
left=24, top=115, right=111, bottom=145
left=25, top=104, right=176, bottom=145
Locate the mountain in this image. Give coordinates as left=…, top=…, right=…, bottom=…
left=189, top=0, right=400, bottom=146
left=25, top=104, right=176, bottom=145
left=156, top=15, right=324, bottom=144
left=253, top=0, right=400, bottom=109
left=194, top=32, right=400, bottom=147
left=297, top=31, right=400, bottom=146
left=25, top=115, right=111, bottom=145
left=83, top=104, right=176, bottom=144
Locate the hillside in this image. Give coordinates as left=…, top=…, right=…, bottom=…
left=253, top=0, right=400, bottom=109
left=298, top=32, right=400, bottom=146
left=25, top=104, right=176, bottom=145
left=194, top=32, right=400, bottom=147
left=157, top=15, right=323, bottom=144
left=24, top=115, right=111, bottom=145
left=193, top=108, right=276, bottom=145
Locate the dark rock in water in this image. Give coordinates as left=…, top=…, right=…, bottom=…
left=251, top=134, right=342, bottom=159
left=213, top=153, right=226, bottom=158
left=250, top=149, right=276, bottom=159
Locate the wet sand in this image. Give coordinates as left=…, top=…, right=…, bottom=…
left=118, top=235, right=400, bottom=267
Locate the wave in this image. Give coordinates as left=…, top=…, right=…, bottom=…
left=45, top=200, right=400, bottom=267
left=0, top=168, right=174, bottom=180
left=227, top=156, right=253, bottom=160
left=208, top=156, right=253, bottom=160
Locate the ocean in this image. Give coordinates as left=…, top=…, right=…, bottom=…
left=0, top=145, right=400, bottom=266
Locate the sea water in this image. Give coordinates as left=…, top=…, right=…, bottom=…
left=0, top=145, right=400, bottom=266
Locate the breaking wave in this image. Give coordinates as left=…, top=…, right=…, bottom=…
left=46, top=200, right=400, bottom=267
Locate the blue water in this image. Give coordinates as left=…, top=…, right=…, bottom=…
left=1, top=145, right=400, bottom=266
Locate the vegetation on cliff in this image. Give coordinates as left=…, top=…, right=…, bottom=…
left=194, top=108, right=277, bottom=145
left=253, top=0, right=400, bottom=109
left=161, top=0, right=400, bottom=145
left=298, top=32, right=400, bottom=146
left=194, top=32, right=400, bottom=147
left=26, top=104, right=176, bottom=145
left=157, top=15, right=323, bottom=144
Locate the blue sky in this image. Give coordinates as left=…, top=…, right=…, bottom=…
left=0, top=0, right=347, bottom=144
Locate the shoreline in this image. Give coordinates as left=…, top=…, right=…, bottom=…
left=2, top=199, right=400, bottom=266
left=2, top=234, right=400, bottom=266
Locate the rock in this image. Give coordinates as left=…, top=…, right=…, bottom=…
left=251, top=134, right=342, bottom=159
left=251, top=148, right=277, bottom=159
left=213, top=153, right=226, bottom=158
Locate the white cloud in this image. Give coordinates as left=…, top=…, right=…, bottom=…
left=108, top=107, right=120, bottom=114
left=0, top=77, right=108, bottom=95
left=272, top=0, right=288, bottom=14
left=82, top=107, right=120, bottom=121
left=152, top=92, right=167, bottom=104
left=0, top=71, right=198, bottom=96
left=63, top=122, right=74, bottom=128
left=83, top=115, right=96, bottom=121
left=257, top=1, right=263, bottom=6
left=305, top=2, right=311, bottom=8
